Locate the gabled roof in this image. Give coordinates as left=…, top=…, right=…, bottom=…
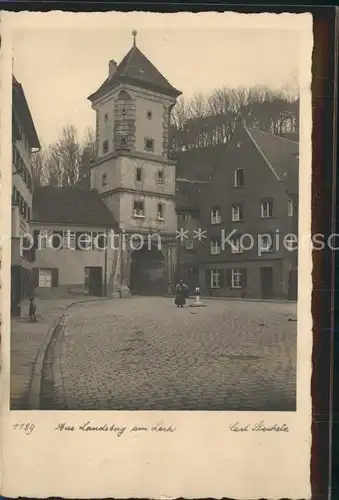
left=245, top=126, right=299, bottom=194
left=175, top=143, right=228, bottom=182
left=175, top=179, right=205, bottom=211
left=12, top=76, right=41, bottom=149
left=32, top=186, right=118, bottom=228
left=88, top=44, right=181, bottom=101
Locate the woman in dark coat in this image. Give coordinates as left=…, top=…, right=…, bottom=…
left=175, top=280, right=189, bottom=308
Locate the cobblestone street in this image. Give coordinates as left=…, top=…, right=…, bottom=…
left=41, top=297, right=297, bottom=411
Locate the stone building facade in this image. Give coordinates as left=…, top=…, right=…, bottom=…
left=11, top=76, right=41, bottom=316
left=197, top=118, right=299, bottom=300
left=87, top=32, right=182, bottom=296
left=31, top=187, right=118, bottom=298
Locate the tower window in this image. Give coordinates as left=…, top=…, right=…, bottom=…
left=146, top=110, right=153, bottom=120
left=144, top=138, right=154, bottom=152
left=104, top=113, right=108, bottom=123
left=157, top=203, right=164, bottom=220
left=133, top=200, right=145, bottom=218
left=120, top=138, right=127, bottom=146
left=101, top=173, right=107, bottom=186
left=102, top=140, right=109, bottom=154
left=157, top=170, right=164, bottom=183
left=136, top=167, right=142, bottom=182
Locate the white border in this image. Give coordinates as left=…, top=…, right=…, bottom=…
left=0, top=11, right=313, bottom=499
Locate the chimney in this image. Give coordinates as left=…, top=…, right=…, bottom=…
left=109, top=59, right=117, bottom=78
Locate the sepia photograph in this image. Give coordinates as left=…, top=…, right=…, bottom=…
left=8, top=18, right=303, bottom=413
left=0, top=10, right=314, bottom=499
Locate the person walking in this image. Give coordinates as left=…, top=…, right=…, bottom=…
left=174, top=280, right=189, bottom=308
left=29, top=296, right=37, bottom=322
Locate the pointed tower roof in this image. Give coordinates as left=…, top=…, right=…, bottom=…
left=88, top=31, right=182, bottom=102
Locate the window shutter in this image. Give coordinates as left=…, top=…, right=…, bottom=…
left=219, top=269, right=225, bottom=288
left=32, top=268, right=39, bottom=288
left=241, top=268, right=247, bottom=288
left=226, top=269, right=232, bottom=288
left=51, top=268, right=59, bottom=287
left=205, top=269, right=211, bottom=289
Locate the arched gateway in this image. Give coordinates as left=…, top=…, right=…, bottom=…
left=130, top=243, right=167, bottom=296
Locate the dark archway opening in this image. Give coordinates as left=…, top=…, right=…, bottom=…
left=130, top=244, right=167, bottom=296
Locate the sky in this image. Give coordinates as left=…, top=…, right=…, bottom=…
left=10, top=12, right=305, bottom=148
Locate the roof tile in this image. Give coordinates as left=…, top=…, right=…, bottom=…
left=32, top=187, right=118, bottom=228
left=246, top=127, right=299, bottom=194
left=89, top=46, right=181, bottom=101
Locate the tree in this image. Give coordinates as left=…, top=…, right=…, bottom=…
left=32, top=125, right=96, bottom=188
left=31, top=150, right=48, bottom=187
left=82, top=126, right=96, bottom=163
left=169, top=83, right=299, bottom=154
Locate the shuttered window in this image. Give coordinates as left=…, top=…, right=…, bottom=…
left=205, top=269, right=224, bottom=289
left=38, top=268, right=52, bottom=287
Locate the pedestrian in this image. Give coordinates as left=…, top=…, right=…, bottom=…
left=174, top=280, right=189, bottom=308
left=29, top=296, right=37, bottom=322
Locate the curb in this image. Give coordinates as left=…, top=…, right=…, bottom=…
left=188, top=296, right=296, bottom=304
left=165, top=295, right=296, bottom=305
left=27, top=297, right=108, bottom=410
left=27, top=314, right=61, bottom=410
left=51, top=313, right=68, bottom=410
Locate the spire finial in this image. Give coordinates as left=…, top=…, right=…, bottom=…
left=132, top=30, right=137, bottom=47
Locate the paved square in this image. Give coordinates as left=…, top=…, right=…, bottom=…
left=41, top=297, right=297, bottom=411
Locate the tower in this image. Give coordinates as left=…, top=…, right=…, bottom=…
left=88, top=31, right=182, bottom=296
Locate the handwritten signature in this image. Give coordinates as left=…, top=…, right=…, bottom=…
left=229, top=421, right=289, bottom=432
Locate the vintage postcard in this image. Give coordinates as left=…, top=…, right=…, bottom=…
left=0, top=10, right=312, bottom=499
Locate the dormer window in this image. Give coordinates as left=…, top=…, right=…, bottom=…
left=234, top=168, right=244, bottom=187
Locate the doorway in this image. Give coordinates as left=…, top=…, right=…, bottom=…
left=260, top=266, right=274, bottom=299
left=130, top=244, right=166, bottom=296
left=85, top=267, right=103, bottom=296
